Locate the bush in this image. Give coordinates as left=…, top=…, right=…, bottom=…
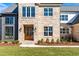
left=40, top=39, right=43, bottom=44
left=70, top=39, right=72, bottom=42
left=61, top=36, right=69, bottom=42
left=37, top=40, right=41, bottom=44
left=15, top=40, right=19, bottom=44
left=46, top=38, right=49, bottom=43
left=12, top=40, right=19, bottom=44
left=4, top=41, right=8, bottom=43
left=60, top=38, right=63, bottom=42
left=51, top=39, right=54, bottom=43
left=56, top=39, right=60, bottom=43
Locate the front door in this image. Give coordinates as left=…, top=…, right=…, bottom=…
left=24, top=25, right=34, bottom=40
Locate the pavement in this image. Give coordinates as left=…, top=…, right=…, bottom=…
left=20, top=44, right=79, bottom=47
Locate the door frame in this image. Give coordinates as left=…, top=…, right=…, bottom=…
left=24, top=24, right=34, bottom=41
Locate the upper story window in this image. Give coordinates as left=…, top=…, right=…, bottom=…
left=22, top=6, right=35, bottom=17
left=60, top=15, right=68, bottom=21
left=44, top=8, right=53, bottom=16
left=44, top=26, right=53, bottom=36
left=5, top=17, right=14, bottom=24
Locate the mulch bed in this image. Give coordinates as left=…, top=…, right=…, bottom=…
left=0, top=43, right=18, bottom=46
left=0, top=42, right=79, bottom=46
left=36, top=42, right=79, bottom=46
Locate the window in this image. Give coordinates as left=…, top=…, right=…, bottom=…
left=5, top=17, right=14, bottom=24
left=60, top=28, right=69, bottom=34
left=31, top=7, right=35, bottom=17
left=5, top=26, right=13, bottom=36
left=60, top=15, right=68, bottom=21
left=22, top=6, right=35, bottom=17
left=44, top=8, right=53, bottom=16
left=22, top=7, right=26, bottom=17
left=44, top=26, right=53, bottom=36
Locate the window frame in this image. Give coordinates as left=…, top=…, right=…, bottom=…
left=44, top=26, right=53, bottom=36
left=44, top=8, right=53, bottom=16
left=60, top=15, right=68, bottom=21
left=60, top=28, right=69, bottom=34
left=5, top=26, right=14, bottom=36
left=22, top=6, right=35, bottom=17
left=5, top=16, right=15, bottom=25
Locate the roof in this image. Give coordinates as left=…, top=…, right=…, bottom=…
left=0, top=13, right=17, bottom=17
left=35, top=3, right=62, bottom=7
left=2, top=4, right=17, bottom=13
left=61, top=6, right=79, bottom=12
left=67, top=14, right=79, bottom=25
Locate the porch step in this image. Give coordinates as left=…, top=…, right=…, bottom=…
left=20, top=41, right=35, bottom=47
left=20, top=44, right=36, bottom=47
left=21, top=41, right=34, bottom=45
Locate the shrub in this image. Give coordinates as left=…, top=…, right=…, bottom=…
left=12, top=41, right=15, bottom=44
left=61, top=37, right=64, bottom=39
left=12, top=40, right=19, bottom=44
left=15, top=40, right=19, bottom=44
left=56, top=39, right=60, bottom=43
left=70, top=39, right=72, bottom=42
left=61, top=36, right=68, bottom=42
left=60, top=38, right=63, bottom=42
left=37, top=40, right=41, bottom=44
left=64, top=34, right=73, bottom=42
left=51, top=39, right=54, bottom=43
left=4, top=41, right=8, bottom=43
left=46, top=38, right=49, bottom=43
left=40, top=39, right=43, bottom=44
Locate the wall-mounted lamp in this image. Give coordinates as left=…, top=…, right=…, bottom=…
left=19, top=28, right=22, bottom=32
left=34, top=27, right=36, bottom=32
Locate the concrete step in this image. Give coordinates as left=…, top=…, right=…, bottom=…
left=21, top=41, right=34, bottom=45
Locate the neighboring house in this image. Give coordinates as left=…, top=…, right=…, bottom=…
left=0, top=4, right=18, bottom=40
left=18, top=3, right=62, bottom=44
left=60, top=6, right=79, bottom=41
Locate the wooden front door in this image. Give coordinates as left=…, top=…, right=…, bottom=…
left=24, top=25, right=34, bottom=40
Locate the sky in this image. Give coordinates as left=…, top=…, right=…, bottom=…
left=0, top=3, right=13, bottom=13
left=0, top=3, right=79, bottom=13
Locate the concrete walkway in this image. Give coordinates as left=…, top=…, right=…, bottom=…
left=20, top=44, right=79, bottom=47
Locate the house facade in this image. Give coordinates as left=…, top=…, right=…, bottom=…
left=1, top=3, right=79, bottom=45
left=60, top=6, right=79, bottom=41
left=0, top=4, right=18, bottom=40
left=18, top=3, right=62, bottom=44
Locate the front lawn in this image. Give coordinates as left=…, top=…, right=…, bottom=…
left=0, top=46, right=79, bottom=56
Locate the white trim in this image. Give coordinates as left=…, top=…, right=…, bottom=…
left=44, top=7, right=53, bottom=16
left=23, top=6, right=35, bottom=18
left=3, top=16, right=15, bottom=40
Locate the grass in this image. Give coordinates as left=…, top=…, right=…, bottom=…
left=0, top=46, right=79, bottom=56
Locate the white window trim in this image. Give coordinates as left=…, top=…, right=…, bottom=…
left=60, top=28, right=70, bottom=34
left=5, top=16, right=15, bottom=25
left=60, top=15, right=68, bottom=21
left=24, top=6, right=35, bottom=18
left=4, top=16, right=15, bottom=40
left=44, top=26, right=53, bottom=36
left=44, top=7, right=53, bottom=16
